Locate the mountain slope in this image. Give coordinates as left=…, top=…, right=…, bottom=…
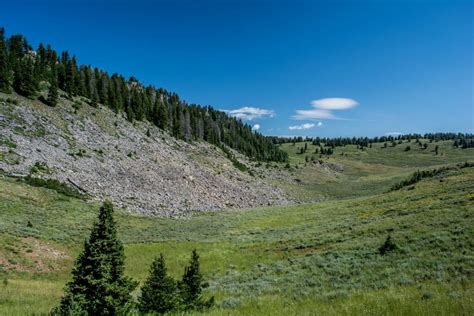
left=0, top=92, right=290, bottom=215
left=0, top=28, right=287, bottom=162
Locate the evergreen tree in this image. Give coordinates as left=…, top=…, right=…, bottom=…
left=54, top=201, right=137, bottom=315
left=0, top=27, right=11, bottom=93
left=179, top=250, right=213, bottom=310
left=90, top=88, right=99, bottom=108
left=13, top=57, right=37, bottom=98
left=47, top=67, right=59, bottom=107
left=138, top=254, right=178, bottom=314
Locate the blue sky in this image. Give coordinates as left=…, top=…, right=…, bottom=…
left=1, top=0, right=472, bottom=137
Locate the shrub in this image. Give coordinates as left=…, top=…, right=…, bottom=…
left=23, top=176, right=84, bottom=199
left=390, top=162, right=474, bottom=191
left=30, top=161, right=50, bottom=174
left=379, top=235, right=397, bottom=255
left=221, top=146, right=247, bottom=172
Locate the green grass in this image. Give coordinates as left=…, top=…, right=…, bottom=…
left=0, top=162, right=473, bottom=315
left=275, top=140, right=474, bottom=200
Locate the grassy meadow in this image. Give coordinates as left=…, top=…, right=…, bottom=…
left=274, top=139, right=474, bottom=200
left=0, top=141, right=473, bottom=315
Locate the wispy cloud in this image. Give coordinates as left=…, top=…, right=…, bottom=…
left=288, top=122, right=321, bottom=130
left=292, top=109, right=336, bottom=120
left=252, top=124, right=261, bottom=131
left=225, top=107, right=275, bottom=121
left=292, top=98, right=358, bottom=120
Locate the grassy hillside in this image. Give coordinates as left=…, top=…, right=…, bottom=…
left=273, top=140, right=474, bottom=200
left=1, top=161, right=473, bottom=314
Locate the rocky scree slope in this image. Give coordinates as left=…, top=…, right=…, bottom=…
left=0, top=93, right=291, bottom=216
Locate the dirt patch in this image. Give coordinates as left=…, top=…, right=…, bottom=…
left=0, top=237, right=71, bottom=273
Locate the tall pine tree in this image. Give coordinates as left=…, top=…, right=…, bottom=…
left=54, top=201, right=137, bottom=315
left=47, top=66, right=59, bottom=106
left=13, top=57, right=37, bottom=98
left=0, top=27, right=11, bottom=93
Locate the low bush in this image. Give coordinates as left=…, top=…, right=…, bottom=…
left=390, top=162, right=474, bottom=191
left=23, top=176, right=84, bottom=199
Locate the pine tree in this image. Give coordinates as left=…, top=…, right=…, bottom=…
left=138, top=254, right=178, bottom=314
left=179, top=250, right=213, bottom=310
left=90, top=88, right=99, bottom=108
left=47, top=67, right=59, bottom=107
left=54, top=201, right=137, bottom=315
left=0, top=27, right=11, bottom=93
left=13, top=57, right=37, bottom=98
left=158, top=100, right=169, bottom=130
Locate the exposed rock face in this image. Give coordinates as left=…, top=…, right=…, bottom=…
left=0, top=93, right=291, bottom=216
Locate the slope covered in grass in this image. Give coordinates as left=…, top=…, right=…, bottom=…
left=0, top=163, right=472, bottom=315
left=274, top=140, right=474, bottom=200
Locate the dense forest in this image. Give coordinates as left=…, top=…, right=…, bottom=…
left=269, top=133, right=474, bottom=149
left=0, top=27, right=287, bottom=162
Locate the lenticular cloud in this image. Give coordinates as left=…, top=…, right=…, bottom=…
left=310, top=98, right=358, bottom=110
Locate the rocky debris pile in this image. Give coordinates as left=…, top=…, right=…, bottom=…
left=0, top=94, right=292, bottom=216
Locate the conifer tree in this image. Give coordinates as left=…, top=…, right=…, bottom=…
left=90, top=88, right=99, bottom=108
left=54, top=201, right=137, bottom=315
left=47, top=67, right=59, bottom=107
left=0, top=27, right=11, bottom=93
left=158, top=101, right=169, bottom=130
left=138, top=254, right=178, bottom=314
left=179, top=249, right=213, bottom=310
left=13, top=57, right=37, bottom=98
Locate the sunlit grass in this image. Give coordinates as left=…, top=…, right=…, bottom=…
left=0, top=145, right=473, bottom=314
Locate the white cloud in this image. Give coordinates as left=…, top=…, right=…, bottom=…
left=289, top=123, right=315, bottom=130
left=292, top=97, right=358, bottom=121
left=292, top=109, right=336, bottom=120
left=225, top=106, right=275, bottom=121
left=310, top=98, right=358, bottom=110
left=317, top=121, right=323, bottom=127
left=252, top=124, right=261, bottom=131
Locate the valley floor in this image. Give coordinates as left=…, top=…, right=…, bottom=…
left=0, top=162, right=473, bottom=315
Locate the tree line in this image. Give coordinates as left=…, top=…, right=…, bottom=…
left=0, top=27, right=287, bottom=162
left=53, top=201, right=213, bottom=315
left=269, top=133, right=474, bottom=149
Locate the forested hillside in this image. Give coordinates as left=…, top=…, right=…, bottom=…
left=0, top=27, right=286, bottom=162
